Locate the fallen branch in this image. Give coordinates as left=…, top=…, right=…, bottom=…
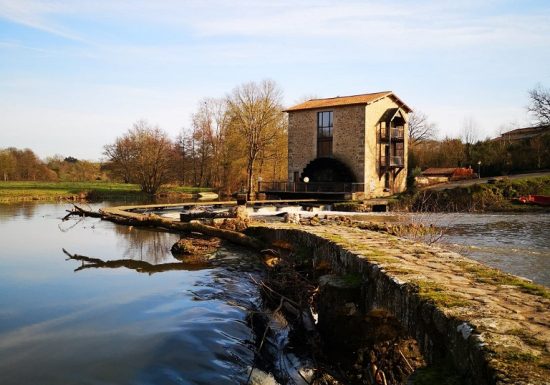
left=65, top=204, right=265, bottom=250
left=62, top=248, right=208, bottom=274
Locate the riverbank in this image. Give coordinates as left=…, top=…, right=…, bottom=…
left=401, top=175, right=550, bottom=212
left=0, top=181, right=211, bottom=203
left=75, top=201, right=550, bottom=384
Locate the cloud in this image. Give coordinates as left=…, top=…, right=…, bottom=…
left=0, top=0, right=85, bottom=41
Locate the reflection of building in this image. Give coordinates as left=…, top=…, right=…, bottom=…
left=260, top=92, right=411, bottom=199
left=495, top=124, right=550, bottom=142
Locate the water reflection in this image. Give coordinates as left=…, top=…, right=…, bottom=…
left=0, top=202, right=39, bottom=221
left=63, top=248, right=211, bottom=274
left=0, top=202, right=262, bottom=385
left=112, top=225, right=178, bottom=264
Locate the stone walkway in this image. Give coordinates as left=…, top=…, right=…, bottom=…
left=252, top=222, right=550, bottom=385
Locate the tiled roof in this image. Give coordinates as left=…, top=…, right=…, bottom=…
left=502, top=124, right=550, bottom=136
left=421, top=168, right=458, bottom=176
left=284, top=91, right=412, bottom=112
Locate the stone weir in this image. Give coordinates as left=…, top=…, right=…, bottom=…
left=247, top=223, right=550, bottom=385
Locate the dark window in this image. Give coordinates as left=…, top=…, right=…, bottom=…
left=317, top=111, right=333, bottom=138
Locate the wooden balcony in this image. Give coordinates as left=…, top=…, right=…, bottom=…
left=380, top=126, right=405, bottom=142
left=380, top=155, right=404, bottom=168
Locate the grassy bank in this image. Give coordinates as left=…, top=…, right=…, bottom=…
left=0, top=181, right=211, bottom=203
left=402, top=176, right=550, bottom=212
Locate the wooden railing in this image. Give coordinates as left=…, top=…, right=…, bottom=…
left=258, top=181, right=364, bottom=193
left=380, top=155, right=404, bottom=167
left=380, top=126, right=405, bottom=141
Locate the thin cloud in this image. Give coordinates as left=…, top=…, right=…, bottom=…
left=0, top=0, right=85, bottom=41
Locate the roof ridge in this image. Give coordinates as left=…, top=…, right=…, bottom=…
left=309, top=91, right=391, bottom=102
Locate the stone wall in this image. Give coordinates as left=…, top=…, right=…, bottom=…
left=287, top=95, right=409, bottom=197
left=365, top=96, right=408, bottom=196
left=248, top=223, right=550, bottom=385
left=287, top=105, right=366, bottom=183
left=287, top=110, right=317, bottom=181
left=332, top=104, right=366, bottom=182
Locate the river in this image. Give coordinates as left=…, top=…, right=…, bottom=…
left=0, top=203, right=548, bottom=384
left=396, top=212, right=550, bottom=286
left=0, top=202, right=266, bottom=385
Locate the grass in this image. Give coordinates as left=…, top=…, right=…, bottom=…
left=403, top=175, right=550, bottom=212
left=412, top=356, right=463, bottom=385
left=341, top=273, right=363, bottom=286
left=508, top=328, right=546, bottom=349
left=411, top=279, right=471, bottom=308
left=0, top=181, right=211, bottom=203
left=455, top=261, right=550, bottom=299
left=502, top=350, right=538, bottom=363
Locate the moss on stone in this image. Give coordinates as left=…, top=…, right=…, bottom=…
left=507, top=328, right=547, bottom=348
left=411, top=280, right=471, bottom=308
left=412, top=356, right=463, bottom=385
left=456, top=261, right=550, bottom=299
left=385, top=266, right=415, bottom=275
left=502, top=350, right=538, bottom=363
left=341, top=273, right=363, bottom=287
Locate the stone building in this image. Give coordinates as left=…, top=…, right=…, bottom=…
left=284, top=91, right=411, bottom=198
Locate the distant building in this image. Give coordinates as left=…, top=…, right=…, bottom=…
left=496, top=124, right=550, bottom=142
left=278, top=91, right=411, bottom=198
left=416, top=167, right=475, bottom=186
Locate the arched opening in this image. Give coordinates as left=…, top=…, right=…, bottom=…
left=300, top=157, right=356, bottom=183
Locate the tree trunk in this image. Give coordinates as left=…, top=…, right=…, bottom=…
left=67, top=205, right=265, bottom=250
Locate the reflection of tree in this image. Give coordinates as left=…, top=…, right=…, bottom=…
left=0, top=203, right=38, bottom=223
left=63, top=248, right=210, bottom=275
left=112, top=225, right=178, bottom=264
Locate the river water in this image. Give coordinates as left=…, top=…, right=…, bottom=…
left=0, top=203, right=548, bottom=384
left=0, top=202, right=266, bottom=385
left=394, top=212, right=550, bottom=286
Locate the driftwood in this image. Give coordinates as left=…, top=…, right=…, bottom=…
left=65, top=205, right=265, bottom=250
left=180, top=210, right=233, bottom=222
left=63, top=204, right=103, bottom=220
left=62, top=248, right=209, bottom=274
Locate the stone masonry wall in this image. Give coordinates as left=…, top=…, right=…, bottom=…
left=332, top=104, right=366, bottom=182
left=287, top=105, right=366, bottom=183
left=287, top=111, right=317, bottom=181
left=365, top=96, right=409, bottom=196
left=248, top=223, right=550, bottom=385
left=287, top=95, right=409, bottom=196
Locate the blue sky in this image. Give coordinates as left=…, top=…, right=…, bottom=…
left=1, top=0, right=549, bottom=160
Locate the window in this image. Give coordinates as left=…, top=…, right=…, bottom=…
left=317, top=111, right=333, bottom=157
left=317, top=111, right=333, bottom=138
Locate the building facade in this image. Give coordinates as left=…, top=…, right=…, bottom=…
left=285, top=92, right=411, bottom=197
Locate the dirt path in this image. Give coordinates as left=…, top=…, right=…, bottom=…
left=422, top=171, right=550, bottom=191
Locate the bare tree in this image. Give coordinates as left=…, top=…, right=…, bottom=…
left=408, top=111, right=437, bottom=144
left=527, top=84, right=550, bottom=125
left=104, top=120, right=173, bottom=194
left=461, top=117, right=479, bottom=165
left=227, top=80, right=286, bottom=199
left=460, top=117, right=478, bottom=145
left=189, top=98, right=231, bottom=188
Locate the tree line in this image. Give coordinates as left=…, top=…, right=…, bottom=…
left=2, top=82, right=548, bottom=193
left=408, top=84, right=550, bottom=177
left=101, top=79, right=287, bottom=196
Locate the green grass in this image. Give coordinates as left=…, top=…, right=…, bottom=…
left=0, top=181, right=211, bottom=203
left=412, top=356, right=463, bottom=385
left=508, top=328, right=546, bottom=348
left=455, top=261, right=550, bottom=299
left=411, top=279, right=471, bottom=308
left=502, top=350, right=538, bottom=363
left=403, top=175, right=550, bottom=212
